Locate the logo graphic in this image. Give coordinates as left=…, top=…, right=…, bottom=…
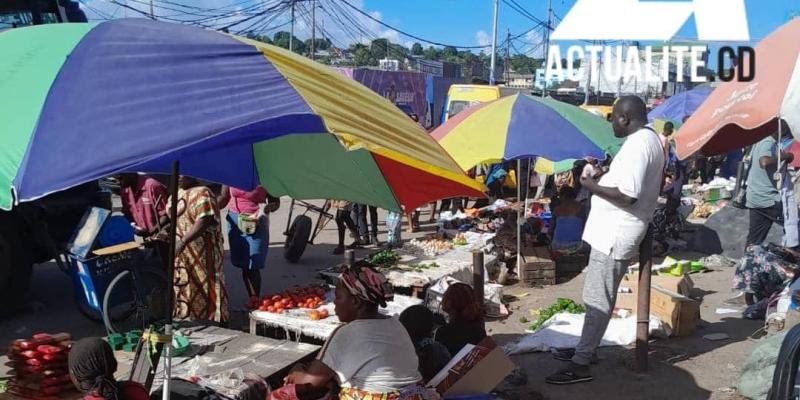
left=552, top=0, right=750, bottom=42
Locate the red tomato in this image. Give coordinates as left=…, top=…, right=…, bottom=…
left=272, top=295, right=281, bottom=301
left=267, top=306, right=276, bottom=312
left=258, top=305, right=268, bottom=311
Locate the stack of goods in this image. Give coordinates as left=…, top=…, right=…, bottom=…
left=7, top=333, right=73, bottom=400
left=402, top=238, right=453, bottom=257
left=248, top=285, right=328, bottom=317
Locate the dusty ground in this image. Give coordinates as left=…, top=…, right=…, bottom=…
left=489, top=266, right=764, bottom=400
left=0, top=201, right=770, bottom=400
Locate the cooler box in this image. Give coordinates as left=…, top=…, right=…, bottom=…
left=66, top=207, right=137, bottom=312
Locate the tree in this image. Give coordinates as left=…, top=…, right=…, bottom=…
left=442, top=46, right=458, bottom=59
left=411, top=42, right=424, bottom=56
left=272, top=31, right=305, bottom=54
left=353, top=45, right=377, bottom=66
left=304, top=38, right=332, bottom=52
left=509, top=54, right=542, bottom=74
left=370, top=38, right=389, bottom=60
left=246, top=33, right=272, bottom=45
left=423, top=46, right=439, bottom=60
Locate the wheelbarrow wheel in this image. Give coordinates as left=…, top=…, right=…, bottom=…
left=284, top=215, right=312, bottom=263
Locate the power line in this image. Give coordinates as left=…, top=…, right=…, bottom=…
left=339, top=0, right=491, bottom=49
left=217, top=1, right=290, bottom=31
left=502, top=0, right=547, bottom=27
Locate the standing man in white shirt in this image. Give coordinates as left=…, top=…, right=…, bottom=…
left=546, top=96, right=665, bottom=385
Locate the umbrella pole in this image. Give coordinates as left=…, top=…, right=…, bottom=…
left=162, top=161, right=179, bottom=400
left=516, top=159, right=523, bottom=280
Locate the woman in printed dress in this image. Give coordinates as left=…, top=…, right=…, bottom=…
left=163, top=176, right=228, bottom=323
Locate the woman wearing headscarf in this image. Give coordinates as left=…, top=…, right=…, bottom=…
left=68, top=338, right=148, bottom=400
left=271, top=261, right=432, bottom=400
left=434, top=282, right=487, bottom=356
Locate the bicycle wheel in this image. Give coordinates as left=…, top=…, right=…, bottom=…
left=103, top=268, right=169, bottom=334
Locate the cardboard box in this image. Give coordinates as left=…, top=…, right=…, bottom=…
left=620, top=272, right=694, bottom=296
left=427, top=337, right=515, bottom=396
left=616, top=286, right=700, bottom=337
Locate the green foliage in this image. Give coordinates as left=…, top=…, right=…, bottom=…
left=272, top=31, right=306, bottom=54
left=353, top=44, right=377, bottom=66
left=529, top=298, right=585, bottom=332
left=370, top=38, right=389, bottom=60
left=305, top=38, right=332, bottom=52
left=411, top=42, right=424, bottom=55
left=510, top=54, right=543, bottom=74
left=368, top=249, right=400, bottom=266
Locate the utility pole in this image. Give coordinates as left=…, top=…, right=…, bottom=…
left=149, top=0, right=155, bottom=19
left=489, top=0, right=499, bottom=85
left=289, top=0, right=294, bottom=52
left=311, top=0, right=316, bottom=60
left=505, top=29, right=511, bottom=84
left=541, top=0, right=552, bottom=97
left=584, top=41, right=593, bottom=105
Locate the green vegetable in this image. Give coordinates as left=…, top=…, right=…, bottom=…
left=368, top=250, right=401, bottom=266
left=529, top=298, right=585, bottom=331
left=0, top=378, right=8, bottom=393
left=409, top=262, right=439, bottom=271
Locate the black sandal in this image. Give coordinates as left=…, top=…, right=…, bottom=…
left=545, top=364, right=593, bottom=385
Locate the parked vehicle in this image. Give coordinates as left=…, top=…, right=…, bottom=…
left=442, top=84, right=526, bottom=123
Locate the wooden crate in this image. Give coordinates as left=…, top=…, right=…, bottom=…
left=520, top=246, right=556, bottom=286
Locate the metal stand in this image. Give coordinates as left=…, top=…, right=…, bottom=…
left=635, top=228, right=654, bottom=372
left=161, top=161, right=180, bottom=400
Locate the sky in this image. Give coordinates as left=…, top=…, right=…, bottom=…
left=81, top=0, right=798, bottom=60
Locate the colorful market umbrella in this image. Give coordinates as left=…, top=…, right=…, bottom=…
left=0, top=19, right=484, bottom=212
left=647, top=85, right=714, bottom=129
left=431, top=93, right=623, bottom=171
left=674, top=19, right=800, bottom=159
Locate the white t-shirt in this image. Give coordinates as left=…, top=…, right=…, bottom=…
left=582, top=127, right=664, bottom=260
left=321, top=317, right=422, bottom=393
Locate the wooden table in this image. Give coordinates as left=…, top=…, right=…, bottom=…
left=250, top=293, right=422, bottom=342
left=0, top=326, right=319, bottom=400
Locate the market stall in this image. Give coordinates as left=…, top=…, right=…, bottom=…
left=120, top=326, right=318, bottom=397
left=3, top=326, right=319, bottom=400
left=319, top=232, right=498, bottom=295
left=248, top=286, right=422, bottom=341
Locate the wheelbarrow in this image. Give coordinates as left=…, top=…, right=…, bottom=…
left=283, top=199, right=334, bottom=262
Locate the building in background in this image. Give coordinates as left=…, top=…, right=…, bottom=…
left=504, top=73, right=535, bottom=89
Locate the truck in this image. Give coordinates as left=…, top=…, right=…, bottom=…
left=442, top=84, right=527, bottom=123
left=0, top=0, right=94, bottom=316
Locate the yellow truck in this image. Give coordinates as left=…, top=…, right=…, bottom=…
left=442, top=84, right=525, bottom=123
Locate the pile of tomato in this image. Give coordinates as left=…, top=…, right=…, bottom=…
left=249, top=286, right=327, bottom=314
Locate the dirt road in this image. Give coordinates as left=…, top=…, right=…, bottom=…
left=0, top=201, right=767, bottom=400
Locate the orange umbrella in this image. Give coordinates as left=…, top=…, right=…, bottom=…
left=674, top=19, right=800, bottom=159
